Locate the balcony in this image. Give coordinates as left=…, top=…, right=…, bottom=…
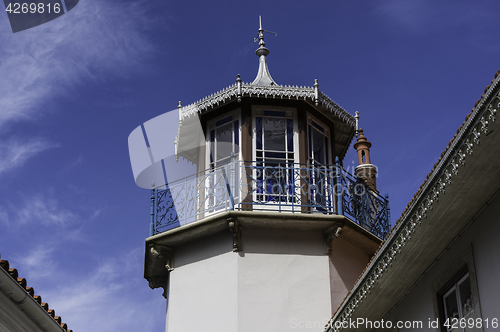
left=149, top=159, right=390, bottom=239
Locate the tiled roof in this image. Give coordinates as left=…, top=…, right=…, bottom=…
left=0, top=259, right=73, bottom=332
left=325, top=69, right=500, bottom=330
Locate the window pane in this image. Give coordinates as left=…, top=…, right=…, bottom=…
left=256, top=117, right=262, bottom=150
left=264, top=117, right=285, bottom=151
left=313, top=128, right=324, bottom=155
left=264, top=110, right=285, bottom=117
left=216, top=123, right=232, bottom=161
left=287, top=119, right=294, bottom=152
left=312, top=120, right=324, bottom=132
left=216, top=115, right=232, bottom=127
left=210, top=129, right=215, bottom=164
left=308, top=125, right=312, bottom=159
left=234, top=120, right=239, bottom=147
left=265, top=152, right=286, bottom=159
left=444, top=288, right=460, bottom=321
left=459, top=275, right=473, bottom=318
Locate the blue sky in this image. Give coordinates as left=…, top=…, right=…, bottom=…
left=0, top=1, right=499, bottom=331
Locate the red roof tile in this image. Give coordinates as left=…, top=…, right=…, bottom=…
left=0, top=259, right=73, bottom=331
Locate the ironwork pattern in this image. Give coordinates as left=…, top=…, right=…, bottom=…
left=149, top=159, right=390, bottom=239
left=239, top=162, right=336, bottom=214
left=151, top=165, right=236, bottom=234
left=337, top=167, right=390, bottom=239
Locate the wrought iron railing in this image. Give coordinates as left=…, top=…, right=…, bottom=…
left=150, top=159, right=390, bottom=239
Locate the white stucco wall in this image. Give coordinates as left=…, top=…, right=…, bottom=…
left=166, top=228, right=335, bottom=332
left=238, top=229, right=332, bottom=332
left=381, top=193, right=500, bottom=331
left=329, top=238, right=372, bottom=313
left=166, top=232, right=238, bottom=332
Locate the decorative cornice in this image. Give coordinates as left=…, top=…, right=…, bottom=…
left=326, top=74, right=500, bottom=331
left=178, top=83, right=355, bottom=127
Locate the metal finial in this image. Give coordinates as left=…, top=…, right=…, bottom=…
left=252, top=16, right=277, bottom=86
left=177, top=101, right=182, bottom=109
left=355, top=111, right=360, bottom=137
left=254, top=16, right=277, bottom=56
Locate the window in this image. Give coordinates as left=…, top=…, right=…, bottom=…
left=443, top=273, right=473, bottom=325
left=307, top=117, right=332, bottom=209
left=255, top=109, right=295, bottom=167
left=207, top=113, right=240, bottom=170
left=308, top=118, right=330, bottom=166
left=204, top=112, right=240, bottom=213
left=252, top=108, right=297, bottom=204
left=438, top=268, right=478, bottom=332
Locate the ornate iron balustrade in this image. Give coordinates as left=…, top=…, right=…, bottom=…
left=150, top=159, right=390, bottom=239
left=336, top=166, right=390, bottom=239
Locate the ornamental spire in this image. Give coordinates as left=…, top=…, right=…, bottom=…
left=252, top=16, right=277, bottom=86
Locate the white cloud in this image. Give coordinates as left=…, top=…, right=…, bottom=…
left=46, top=248, right=166, bottom=331
left=15, top=245, right=59, bottom=278
left=5, top=245, right=164, bottom=331
left=12, top=194, right=79, bottom=226
left=374, top=0, right=432, bottom=31
left=0, top=138, right=57, bottom=175
left=374, top=0, right=492, bottom=33
left=0, top=0, right=156, bottom=128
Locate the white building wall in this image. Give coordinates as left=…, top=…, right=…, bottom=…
left=238, top=229, right=332, bottom=332
left=381, top=193, right=500, bottom=331
left=167, top=232, right=238, bottom=332
left=166, top=228, right=334, bottom=332
left=329, top=238, right=372, bottom=312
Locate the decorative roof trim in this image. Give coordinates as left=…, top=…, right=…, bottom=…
left=178, top=82, right=355, bottom=127
left=325, top=72, right=500, bottom=331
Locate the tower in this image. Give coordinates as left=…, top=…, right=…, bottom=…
left=128, top=19, right=390, bottom=332
left=353, top=128, right=378, bottom=192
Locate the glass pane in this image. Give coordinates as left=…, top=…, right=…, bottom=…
left=444, top=288, right=460, bottom=321
left=459, top=275, right=473, bottom=318
left=216, top=115, right=232, bottom=127
left=256, top=117, right=262, bottom=150
left=264, top=110, right=285, bottom=117
left=210, top=129, right=215, bottom=164
left=308, top=125, right=312, bottom=159
left=265, top=152, right=286, bottom=159
left=287, top=119, right=294, bottom=152
left=312, top=127, right=325, bottom=164
left=234, top=120, right=239, bottom=147
left=264, top=117, right=285, bottom=151
left=312, top=120, right=324, bottom=132
left=216, top=123, right=232, bottom=161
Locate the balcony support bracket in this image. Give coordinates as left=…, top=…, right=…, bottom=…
left=324, top=222, right=344, bottom=255
left=145, top=243, right=174, bottom=299
left=228, top=217, right=242, bottom=252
